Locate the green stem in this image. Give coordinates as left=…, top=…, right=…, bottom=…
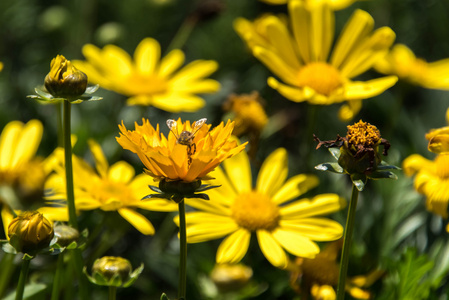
left=57, top=102, right=63, bottom=147
left=178, top=200, right=187, bottom=300
left=63, top=100, right=78, bottom=229
left=108, top=286, right=117, bottom=300
left=336, top=184, right=359, bottom=300
left=15, top=259, right=31, bottom=300
left=0, top=253, right=15, bottom=297
left=51, top=253, right=64, bottom=300
left=71, top=249, right=89, bottom=299
left=165, top=16, right=197, bottom=53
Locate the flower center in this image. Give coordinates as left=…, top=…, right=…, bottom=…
left=297, top=62, right=343, bottom=96
left=92, top=181, right=132, bottom=210
left=346, top=120, right=381, bottom=147
left=435, top=154, right=449, bottom=179
left=231, top=191, right=280, bottom=231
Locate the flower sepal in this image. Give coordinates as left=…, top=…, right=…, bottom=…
left=143, top=179, right=220, bottom=203
left=28, top=85, right=102, bottom=104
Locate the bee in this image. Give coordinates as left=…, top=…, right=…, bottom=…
left=166, top=118, right=207, bottom=164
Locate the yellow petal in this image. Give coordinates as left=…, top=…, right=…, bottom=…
left=402, top=154, right=433, bottom=177
left=185, top=198, right=230, bottom=215
left=343, top=76, right=398, bottom=100
left=37, top=206, right=69, bottom=222
left=158, top=49, right=185, bottom=78
left=256, top=230, right=289, bottom=269
left=108, top=161, right=135, bottom=184
left=118, top=208, right=155, bottom=235
left=253, top=46, right=298, bottom=86
left=338, top=100, right=362, bottom=122
left=216, top=229, right=251, bottom=264
left=272, top=174, right=320, bottom=204
left=88, top=139, right=109, bottom=178
left=134, top=38, right=160, bottom=75
left=171, top=79, right=220, bottom=94
left=428, top=134, right=449, bottom=153
left=179, top=213, right=238, bottom=243
left=267, top=77, right=308, bottom=103
left=271, top=228, right=320, bottom=258
left=310, top=3, right=334, bottom=61
left=150, top=93, right=205, bottom=112
left=222, top=146, right=252, bottom=194
left=280, top=218, right=343, bottom=241
left=289, top=0, right=311, bottom=63
left=170, top=60, right=218, bottom=84
left=102, top=44, right=134, bottom=76
left=2, top=205, right=14, bottom=238
left=256, top=148, right=288, bottom=197
left=280, top=194, right=346, bottom=218
left=331, top=9, right=374, bottom=70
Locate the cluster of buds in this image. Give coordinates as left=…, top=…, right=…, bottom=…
left=314, top=120, right=398, bottom=190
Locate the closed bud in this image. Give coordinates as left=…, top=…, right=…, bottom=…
left=8, top=211, right=54, bottom=255
left=54, top=224, right=79, bottom=247
left=44, top=55, right=88, bottom=98
left=210, top=263, right=253, bottom=292
left=92, top=256, right=132, bottom=283
left=159, top=179, right=202, bottom=202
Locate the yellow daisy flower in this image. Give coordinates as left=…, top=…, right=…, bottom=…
left=0, top=120, right=55, bottom=237
left=0, top=62, right=3, bottom=72
left=176, top=147, right=345, bottom=269
left=259, top=0, right=358, bottom=10
left=375, top=44, right=449, bottom=90
left=116, top=118, right=246, bottom=182
left=44, top=140, right=177, bottom=235
left=74, top=38, right=220, bottom=112
left=234, top=1, right=398, bottom=121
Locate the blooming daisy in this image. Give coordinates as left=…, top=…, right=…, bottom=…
left=176, top=147, right=345, bottom=269
left=375, top=44, right=449, bottom=90
left=234, top=1, right=398, bottom=121
left=259, top=0, right=358, bottom=10
left=74, top=38, right=220, bottom=112
left=116, top=118, right=246, bottom=182
left=44, top=140, right=177, bottom=235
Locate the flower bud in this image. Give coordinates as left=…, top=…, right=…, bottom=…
left=44, top=55, right=88, bottom=98
left=8, top=211, right=54, bottom=254
left=210, top=263, right=253, bottom=292
left=54, top=224, right=79, bottom=247
left=92, top=256, right=132, bottom=283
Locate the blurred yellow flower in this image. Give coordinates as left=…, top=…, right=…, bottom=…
left=259, top=0, right=358, bottom=10
left=222, top=91, right=268, bottom=136
left=375, top=44, right=449, bottom=90
left=176, top=147, right=344, bottom=269
left=45, top=140, right=177, bottom=235
left=0, top=120, right=49, bottom=235
left=74, top=38, right=220, bottom=112
left=234, top=1, right=397, bottom=121
left=116, top=118, right=246, bottom=182
left=0, top=62, right=3, bottom=72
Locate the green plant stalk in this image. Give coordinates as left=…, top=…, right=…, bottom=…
left=165, top=16, right=197, bottom=53
left=108, top=286, right=117, bottom=300
left=178, top=200, right=187, bottom=300
left=0, top=252, right=15, bottom=297
left=51, top=253, right=64, bottom=300
left=337, top=184, right=359, bottom=300
left=63, top=100, right=78, bottom=229
left=15, top=258, right=31, bottom=300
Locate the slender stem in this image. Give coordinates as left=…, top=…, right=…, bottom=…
left=0, top=253, right=15, bottom=297
left=57, top=102, right=64, bottom=147
left=337, top=184, right=359, bottom=300
left=51, top=253, right=64, bottom=300
left=15, top=259, right=31, bottom=300
left=178, top=200, right=187, bottom=300
left=165, top=16, right=197, bottom=53
left=72, top=249, right=89, bottom=299
left=108, top=286, right=117, bottom=300
left=63, top=100, right=78, bottom=229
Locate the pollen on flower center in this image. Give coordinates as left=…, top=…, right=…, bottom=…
left=297, top=62, right=343, bottom=96
left=346, top=120, right=381, bottom=147
left=231, top=191, right=280, bottom=231
left=435, top=154, right=449, bottom=178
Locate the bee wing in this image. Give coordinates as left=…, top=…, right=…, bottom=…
left=191, top=118, right=207, bottom=135
left=166, top=119, right=179, bottom=139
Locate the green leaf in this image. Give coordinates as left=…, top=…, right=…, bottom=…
left=160, top=293, right=170, bottom=300
left=315, top=162, right=344, bottom=173
left=3, top=283, right=47, bottom=300
left=378, top=248, right=434, bottom=300
left=378, top=161, right=401, bottom=170
left=369, top=170, right=398, bottom=180
left=351, top=174, right=367, bottom=191
left=85, top=84, right=100, bottom=94
left=328, top=147, right=341, bottom=160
